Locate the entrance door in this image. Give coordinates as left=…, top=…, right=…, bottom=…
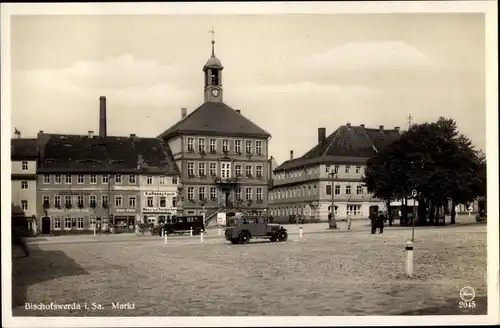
left=41, top=217, right=51, bottom=234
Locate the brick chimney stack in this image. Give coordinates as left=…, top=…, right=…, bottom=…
left=99, top=96, right=107, bottom=137
left=318, top=127, right=326, bottom=143
left=290, top=150, right=294, bottom=160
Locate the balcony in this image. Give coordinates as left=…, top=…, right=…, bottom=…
left=213, top=176, right=240, bottom=185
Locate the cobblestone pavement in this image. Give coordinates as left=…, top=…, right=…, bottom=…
left=12, top=224, right=487, bottom=316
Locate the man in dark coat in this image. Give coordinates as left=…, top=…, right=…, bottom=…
left=378, top=211, right=385, bottom=234
left=370, top=213, right=377, bottom=234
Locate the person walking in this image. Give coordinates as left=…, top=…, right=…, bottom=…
left=346, top=215, right=352, bottom=231
left=378, top=211, right=385, bottom=234
left=370, top=213, right=377, bottom=234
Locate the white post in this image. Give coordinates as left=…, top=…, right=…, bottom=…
left=218, top=226, right=222, bottom=236
left=200, top=231, right=204, bottom=243
left=190, top=227, right=193, bottom=237
left=161, top=229, right=164, bottom=238
left=93, top=226, right=96, bottom=236
left=299, top=225, right=303, bottom=239
left=164, top=233, right=168, bottom=244
left=405, top=241, right=414, bottom=278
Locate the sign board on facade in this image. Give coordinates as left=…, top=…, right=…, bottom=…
left=142, top=207, right=176, bottom=213
left=411, top=190, right=418, bottom=198
left=48, top=209, right=91, bottom=213
left=216, top=212, right=226, bottom=226
left=116, top=208, right=137, bottom=213
left=144, top=191, right=177, bottom=197
left=58, top=191, right=91, bottom=196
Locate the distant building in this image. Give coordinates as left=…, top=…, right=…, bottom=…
left=158, top=37, right=271, bottom=224
left=35, top=97, right=179, bottom=235
left=11, top=131, right=38, bottom=233
left=269, top=124, right=400, bottom=222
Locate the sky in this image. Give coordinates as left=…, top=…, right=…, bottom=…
left=9, top=13, right=486, bottom=164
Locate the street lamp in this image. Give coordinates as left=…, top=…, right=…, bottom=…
left=329, top=172, right=338, bottom=229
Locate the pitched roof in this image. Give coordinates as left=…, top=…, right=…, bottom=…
left=37, top=134, right=180, bottom=175
left=11, top=138, right=38, bottom=159
left=275, top=125, right=400, bottom=172
left=158, top=102, right=271, bottom=139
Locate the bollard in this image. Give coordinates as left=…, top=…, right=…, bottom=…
left=200, top=230, right=204, bottom=243
left=190, top=227, right=193, bottom=237
left=93, top=227, right=96, bottom=236
left=164, top=233, right=168, bottom=244
left=161, top=229, right=164, bottom=238
left=299, top=225, right=303, bottom=239
left=405, top=241, right=414, bottom=278
left=218, top=226, right=222, bottom=236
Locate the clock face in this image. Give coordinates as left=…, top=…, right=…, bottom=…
left=211, top=89, right=219, bottom=97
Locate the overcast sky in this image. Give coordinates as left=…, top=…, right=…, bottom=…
left=10, top=13, right=486, bottom=164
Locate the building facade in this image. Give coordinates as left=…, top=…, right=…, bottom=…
left=269, top=124, right=401, bottom=222
left=11, top=134, right=39, bottom=233
left=139, top=174, right=179, bottom=225
left=158, top=38, right=271, bottom=224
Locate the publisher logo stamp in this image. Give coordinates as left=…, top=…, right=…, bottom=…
left=458, top=286, right=476, bottom=309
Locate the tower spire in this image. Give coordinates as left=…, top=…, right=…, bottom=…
left=208, top=27, right=215, bottom=56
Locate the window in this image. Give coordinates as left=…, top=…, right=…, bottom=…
left=115, top=196, right=123, bottom=207
left=235, top=140, right=242, bottom=153
left=64, top=218, right=72, bottom=229
left=77, top=174, right=84, bottom=184
left=347, top=205, right=362, bottom=216
left=210, top=187, right=217, bottom=200
left=54, top=195, right=61, bottom=208
left=326, top=185, right=332, bottom=195
left=21, top=200, right=28, bottom=211
left=357, top=185, right=363, bottom=194
left=245, top=165, right=253, bottom=177
left=159, top=196, right=167, bottom=208
left=235, top=165, right=242, bottom=176
left=245, top=188, right=252, bottom=201
left=77, top=195, right=84, bottom=207
left=187, top=187, right=194, bottom=200
left=187, top=137, right=194, bottom=152
left=55, top=174, right=62, bottom=184
left=90, top=217, right=96, bottom=229
left=77, top=218, right=84, bottom=230
left=43, top=175, right=50, bottom=184
left=43, top=195, right=50, bottom=207
left=198, top=162, right=206, bottom=176
left=245, top=140, right=252, bottom=154
left=345, top=165, right=350, bottom=174
left=222, top=139, right=229, bottom=152
left=147, top=176, right=153, bottom=185
left=129, top=175, right=136, bottom=184
left=65, top=174, right=72, bottom=184
left=346, top=185, right=351, bottom=195
left=54, top=217, right=61, bottom=229
left=355, top=166, right=361, bottom=174
left=64, top=196, right=72, bottom=207
left=326, top=165, right=330, bottom=173
left=221, top=162, right=231, bottom=178
left=21, top=181, right=28, bottom=189
left=172, top=177, right=178, bottom=184
left=335, top=185, right=341, bottom=195
left=102, top=195, right=108, bottom=207
left=90, top=174, right=97, bottom=184
left=236, top=188, right=242, bottom=200
left=187, top=162, right=195, bottom=176
left=256, top=165, right=263, bottom=177
left=199, top=187, right=206, bottom=201
left=334, top=165, right=339, bottom=174
left=256, top=140, right=262, bottom=155
left=129, top=196, right=136, bottom=207
left=89, top=195, right=97, bottom=207
left=114, top=174, right=122, bottom=184
left=209, top=163, right=217, bottom=176
left=256, top=188, right=263, bottom=200
left=209, top=139, right=216, bottom=153
left=22, top=161, right=29, bottom=171
left=198, top=138, right=205, bottom=152
left=159, top=176, right=166, bottom=185
left=102, top=174, right=109, bottom=184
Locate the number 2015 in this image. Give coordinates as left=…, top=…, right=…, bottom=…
left=459, top=301, right=476, bottom=309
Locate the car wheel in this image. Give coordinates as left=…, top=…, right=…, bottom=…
left=230, top=238, right=239, bottom=244
left=239, top=231, right=251, bottom=244
left=194, top=227, right=201, bottom=235
left=270, top=234, right=278, bottom=242
left=277, top=230, right=288, bottom=242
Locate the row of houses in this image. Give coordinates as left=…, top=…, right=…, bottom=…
left=11, top=37, right=413, bottom=235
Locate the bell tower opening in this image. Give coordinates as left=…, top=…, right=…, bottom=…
left=203, top=27, right=224, bottom=103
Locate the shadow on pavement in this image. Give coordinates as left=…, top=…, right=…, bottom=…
left=397, top=296, right=487, bottom=315
left=12, top=244, right=89, bottom=309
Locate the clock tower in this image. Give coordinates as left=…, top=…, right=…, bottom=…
left=203, top=28, right=224, bottom=103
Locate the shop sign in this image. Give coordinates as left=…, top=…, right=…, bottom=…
left=48, top=208, right=90, bottom=213
left=144, top=191, right=177, bottom=197
left=115, top=208, right=137, bottom=213
left=142, top=207, right=176, bottom=213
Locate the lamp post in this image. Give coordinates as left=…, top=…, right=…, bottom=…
left=329, top=172, right=338, bottom=229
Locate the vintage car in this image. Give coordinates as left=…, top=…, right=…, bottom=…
left=475, top=212, right=487, bottom=223
left=225, top=216, right=288, bottom=244
left=163, top=215, right=205, bottom=235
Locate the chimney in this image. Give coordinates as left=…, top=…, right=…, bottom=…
left=88, top=130, right=94, bottom=138
left=130, top=133, right=136, bottom=138
left=270, top=155, right=274, bottom=160
left=235, top=109, right=241, bottom=114
left=37, top=130, right=44, bottom=138
left=15, top=129, right=21, bottom=139
left=360, top=124, right=365, bottom=128
left=394, top=126, right=400, bottom=133
left=99, top=96, right=107, bottom=137
left=379, top=125, right=384, bottom=133
left=346, top=122, right=351, bottom=128
left=290, top=150, right=294, bottom=160
left=318, top=127, right=326, bottom=143
left=181, top=107, right=187, bottom=119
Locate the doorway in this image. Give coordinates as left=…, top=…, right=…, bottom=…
left=41, top=216, right=51, bottom=234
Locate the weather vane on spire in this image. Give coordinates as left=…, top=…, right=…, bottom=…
left=208, top=26, right=216, bottom=56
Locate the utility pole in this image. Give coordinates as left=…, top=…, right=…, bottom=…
left=329, top=172, right=338, bottom=229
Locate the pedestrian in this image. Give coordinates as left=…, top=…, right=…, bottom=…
left=378, top=211, right=385, bottom=234
left=346, top=215, right=352, bottom=231
left=328, top=212, right=332, bottom=223
left=268, top=215, right=274, bottom=224
left=370, top=213, right=377, bottom=234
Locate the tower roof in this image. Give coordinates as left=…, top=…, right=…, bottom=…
left=203, top=28, right=223, bottom=70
